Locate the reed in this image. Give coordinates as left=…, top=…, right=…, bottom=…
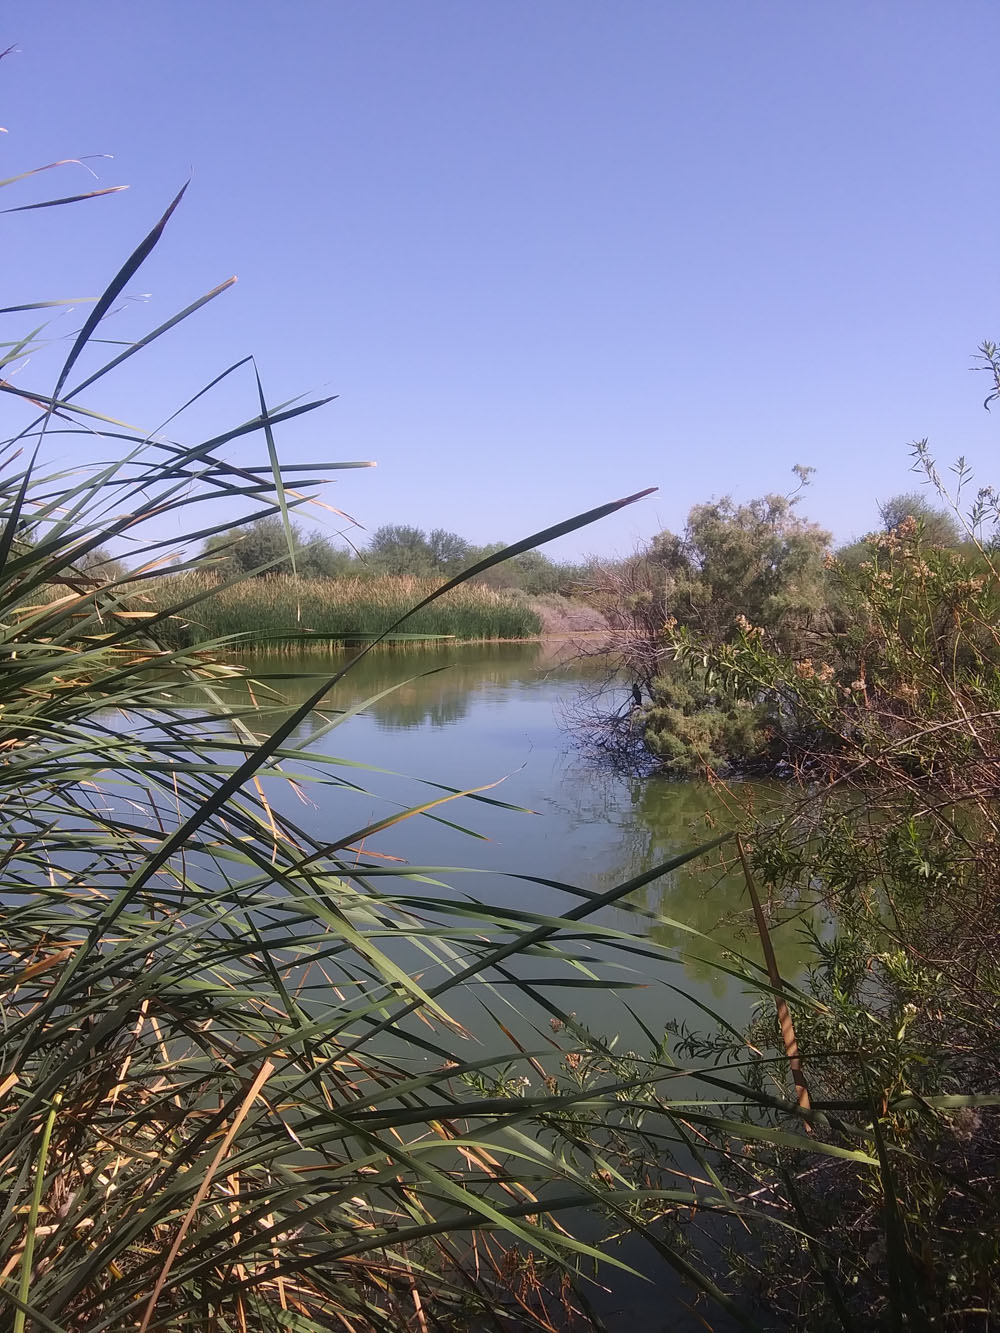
left=141, top=571, right=541, bottom=645
left=2, top=158, right=761, bottom=1332
left=4, top=114, right=985, bottom=1333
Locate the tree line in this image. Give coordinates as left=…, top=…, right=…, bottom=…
left=201, top=517, right=598, bottom=596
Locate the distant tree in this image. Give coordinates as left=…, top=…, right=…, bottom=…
left=77, top=546, right=126, bottom=581
left=508, top=551, right=558, bottom=595
left=367, top=525, right=434, bottom=576
left=298, top=532, right=355, bottom=579
left=832, top=537, right=872, bottom=568
left=470, top=545, right=589, bottom=596
left=466, top=542, right=509, bottom=586
left=209, top=516, right=299, bottom=576
left=201, top=516, right=352, bottom=579
left=427, top=528, right=471, bottom=574
left=877, top=491, right=962, bottom=547
left=836, top=491, right=963, bottom=568
left=507, top=552, right=588, bottom=596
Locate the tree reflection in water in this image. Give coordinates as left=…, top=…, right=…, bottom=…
left=204, top=642, right=816, bottom=1000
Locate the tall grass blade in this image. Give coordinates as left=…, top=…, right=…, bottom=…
left=736, top=834, right=811, bottom=1122
left=51, top=182, right=189, bottom=406
left=1, top=185, right=127, bottom=213
left=12, top=1092, right=61, bottom=1333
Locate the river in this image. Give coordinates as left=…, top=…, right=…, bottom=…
left=225, top=640, right=811, bottom=1329
left=234, top=639, right=809, bottom=992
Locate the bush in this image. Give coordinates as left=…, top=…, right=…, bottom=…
left=659, top=423, right=1000, bottom=1325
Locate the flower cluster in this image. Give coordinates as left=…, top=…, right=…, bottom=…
left=734, top=613, right=763, bottom=639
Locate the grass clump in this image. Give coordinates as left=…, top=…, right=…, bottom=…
left=5, top=148, right=751, bottom=1331
left=142, top=571, right=542, bottom=646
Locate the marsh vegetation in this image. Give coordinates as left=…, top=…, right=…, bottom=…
left=1, top=119, right=998, bottom=1333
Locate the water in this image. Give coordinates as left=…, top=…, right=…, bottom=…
left=218, top=641, right=810, bottom=1329
left=230, top=641, right=810, bottom=1009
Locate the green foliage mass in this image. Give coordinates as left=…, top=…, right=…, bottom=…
left=602, top=466, right=997, bottom=776
left=144, top=572, right=542, bottom=646
left=203, top=516, right=592, bottom=595
left=204, top=514, right=356, bottom=578
left=686, top=502, right=1000, bottom=778
left=877, top=488, right=963, bottom=546
left=835, top=488, right=965, bottom=567
left=640, top=668, right=770, bottom=776
left=597, top=476, right=832, bottom=773
left=648, top=483, right=832, bottom=650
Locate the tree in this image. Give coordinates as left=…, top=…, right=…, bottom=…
left=837, top=491, right=963, bottom=568
left=366, top=525, right=434, bottom=576
left=298, top=531, right=354, bottom=578
left=427, top=528, right=471, bottom=574
left=202, top=516, right=350, bottom=578
left=577, top=474, right=834, bottom=773
left=470, top=546, right=589, bottom=595
left=468, top=542, right=513, bottom=588
left=76, top=546, right=126, bottom=581
left=203, top=516, right=298, bottom=576
left=648, top=490, right=832, bottom=651
left=877, top=491, right=962, bottom=547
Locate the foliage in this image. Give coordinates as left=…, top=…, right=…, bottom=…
left=3, top=145, right=833, bottom=1333
left=74, top=545, right=127, bottom=581
left=715, top=902, right=1000, bottom=1329
left=142, top=571, right=543, bottom=645
left=682, top=491, right=1000, bottom=779
left=427, top=526, right=473, bottom=573
left=877, top=489, right=962, bottom=547
left=584, top=452, right=1000, bottom=776
left=366, top=522, right=446, bottom=575
left=646, top=426, right=1000, bottom=1325
left=575, top=473, right=833, bottom=773
left=475, top=548, right=595, bottom=596
left=717, top=751, right=1000, bottom=1327
left=204, top=515, right=356, bottom=579
left=835, top=489, right=964, bottom=567
left=202, top=517, right=594, bottom=603
left=648, top=479, right=832, bottom=652
left=640, top=667, right=770, bottom=776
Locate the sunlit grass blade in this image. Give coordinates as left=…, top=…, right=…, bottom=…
left=0, top=299, right=98, bottom=314
left=1, top=185, right=127, bottom=213
left=66, top=276, right=237, bottom=397
left=50, top=182, right=189, bottom=407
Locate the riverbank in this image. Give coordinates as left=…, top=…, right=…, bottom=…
left=137, top=572, right=544, bottom=645
left=522, top=590, right=608, bottom=636
left=134, top=573, right=607, bottom=647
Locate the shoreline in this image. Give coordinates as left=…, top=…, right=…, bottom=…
left=209, top=630, right=611, bottom=652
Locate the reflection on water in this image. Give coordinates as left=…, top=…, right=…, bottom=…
left=219, top=641, right=583, bottom=732
left=588, top=771, right=814, bottom=991
left=206, top=642, right=800, bottom=1329
left=219, top=643, right=810, bottom=1021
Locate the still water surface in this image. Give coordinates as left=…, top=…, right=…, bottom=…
left=233, top=641, right=810, bottom=1041
left=227, top=641, right=810, bottom=1329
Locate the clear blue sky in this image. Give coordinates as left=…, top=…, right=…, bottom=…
left=5, top=3, right=999, bottom=559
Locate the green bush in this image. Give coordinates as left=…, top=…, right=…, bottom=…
left=659, top=421, right=1000, bottom=1326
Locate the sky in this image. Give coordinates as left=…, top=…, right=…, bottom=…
left=4, top=3, right=999, bottom=560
